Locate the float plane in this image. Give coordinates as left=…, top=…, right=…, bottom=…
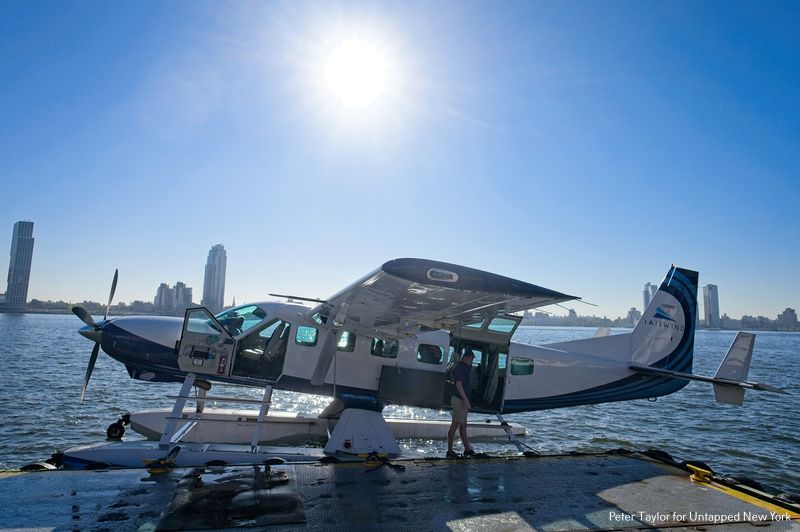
left=65, top=259, right=785, bottom=468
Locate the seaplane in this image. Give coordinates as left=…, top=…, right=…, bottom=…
left=61, top=259, right=786, bottom=469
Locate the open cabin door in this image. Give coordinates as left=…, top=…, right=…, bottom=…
left=177, top=307, right=236, bottom=377
left=450, top=315, right=522, bottom=413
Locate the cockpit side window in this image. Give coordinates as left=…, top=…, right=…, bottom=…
left=216, top=305, right=267, bottom=336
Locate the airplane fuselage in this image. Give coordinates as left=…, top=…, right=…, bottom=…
left=88, top=297, right=689, bottom=415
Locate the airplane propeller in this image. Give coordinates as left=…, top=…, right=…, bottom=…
left=72, top=305, right=97, bottom=328
left=104, top=269, right=118, bottom=321
left=72, top=269, right=118, bottom=403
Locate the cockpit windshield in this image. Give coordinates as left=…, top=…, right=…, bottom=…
left=215, top=305, right=267, bottom=336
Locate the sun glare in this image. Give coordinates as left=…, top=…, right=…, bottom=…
left=324, top=39, right=387, bottom=108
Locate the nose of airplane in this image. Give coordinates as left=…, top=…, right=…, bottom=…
left=78, top=324, right=102, bottom=343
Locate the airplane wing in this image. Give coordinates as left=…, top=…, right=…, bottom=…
left=316, top=258, right=578, bottom=336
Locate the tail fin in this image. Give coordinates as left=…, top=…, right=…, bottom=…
left=630, top=266, right=698, bottom=372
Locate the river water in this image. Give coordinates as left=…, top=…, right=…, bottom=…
left=0, top=313, right=797, bottom=494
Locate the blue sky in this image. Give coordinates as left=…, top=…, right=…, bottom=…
left=1, top=1, right=798, bottom=319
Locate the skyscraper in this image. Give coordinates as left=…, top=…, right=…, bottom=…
left=154, top=283, right=175, bottom=312
left=174, top=282, right=192, bottom=311
left=643, top=282, right=657, bottom=310
left=4, top=221, right=35, bottom=311
left=201, top=244, right=227, bottom=313
left=703, top=284, right=720, bottom=328
left=154, top=281, right=193, bottom=314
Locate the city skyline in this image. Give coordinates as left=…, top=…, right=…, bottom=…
left=0, top=219, right=795, bottom=321
left=4, top=235, right=794, bottom=325
left=1, top=3, right=798, bottom=318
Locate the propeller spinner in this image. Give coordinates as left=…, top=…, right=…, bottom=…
left=72, top=269, right=118, bottom=402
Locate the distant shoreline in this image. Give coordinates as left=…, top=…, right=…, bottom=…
left=1, top=308, right=797, bottom=333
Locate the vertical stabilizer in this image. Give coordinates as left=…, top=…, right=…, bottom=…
left=630, top=266, right=698, bottom=372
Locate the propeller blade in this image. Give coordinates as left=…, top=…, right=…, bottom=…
left=103, top=269, right=118, bottom=321
left=72, top=306, right=97, bottom=328
left=80, top=342, right=100, bottom=403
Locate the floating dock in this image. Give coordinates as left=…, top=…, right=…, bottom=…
left=1, top=450, right=798, bottom=531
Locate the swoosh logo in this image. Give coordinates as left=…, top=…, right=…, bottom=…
left=653, top=306, right=676, bottom=322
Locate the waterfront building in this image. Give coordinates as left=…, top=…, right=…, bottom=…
left=3, top=221, right=35, bottom=311
left=643, top=282, right=657, bottom=310
left=702, top=284, right=720, bottom=328
left=777, top=308, right=798, bottom=329
left=201, top=244, right=227, bottom=313
left=154, top=283, right=174, bottom=312
left=721, top=314, right=742, bottom=330
left=627, top=307, right=642, bottom=327
left=174, top=282, right=192, bottom=312
left=154, top=281, right=194, bottom=314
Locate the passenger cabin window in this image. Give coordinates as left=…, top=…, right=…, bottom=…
left=295, top=326, right=318, bottom=347
left=215, top=305, right=267, bottom=336
left=465, top=320, right=483, bottom=329
left=488, top=317, right=517, bottom=333
left=371, top=338, right=398, bottom=358
left=416, top=344, right=444, bottom=365
left=510, top=357, right=534, bottom=376
left=337, top=331, right=356, bottom=352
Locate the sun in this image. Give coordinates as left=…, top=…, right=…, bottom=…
left=324, top=39, right=387, bottom=108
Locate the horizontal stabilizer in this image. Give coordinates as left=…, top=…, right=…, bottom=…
left=630, top=331, right=787, bottom=407
left=751, top=382, right=787, bottom=394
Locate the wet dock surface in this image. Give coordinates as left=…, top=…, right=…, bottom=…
left=1, top=452, right=798, bottom=531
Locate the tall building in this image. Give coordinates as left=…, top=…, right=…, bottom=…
left=174, top=282, right=192, bottom=311
left=643, top=282, right=657, bottom=310
left=627, top=307, right=642, bottom=327
left=154, top=281, right=194, bottom=314
left=154, top=283, right=175, bottom=312
left=4, top=221, right=35, bottom=311
left=201, top=244, right=227, bottom=313
left=703, top=284, right=720, bottom=328
left=777, top=308, right=798, bottom=329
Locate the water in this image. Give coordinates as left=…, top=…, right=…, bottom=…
left=0, top=314, right=798, bottom=494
